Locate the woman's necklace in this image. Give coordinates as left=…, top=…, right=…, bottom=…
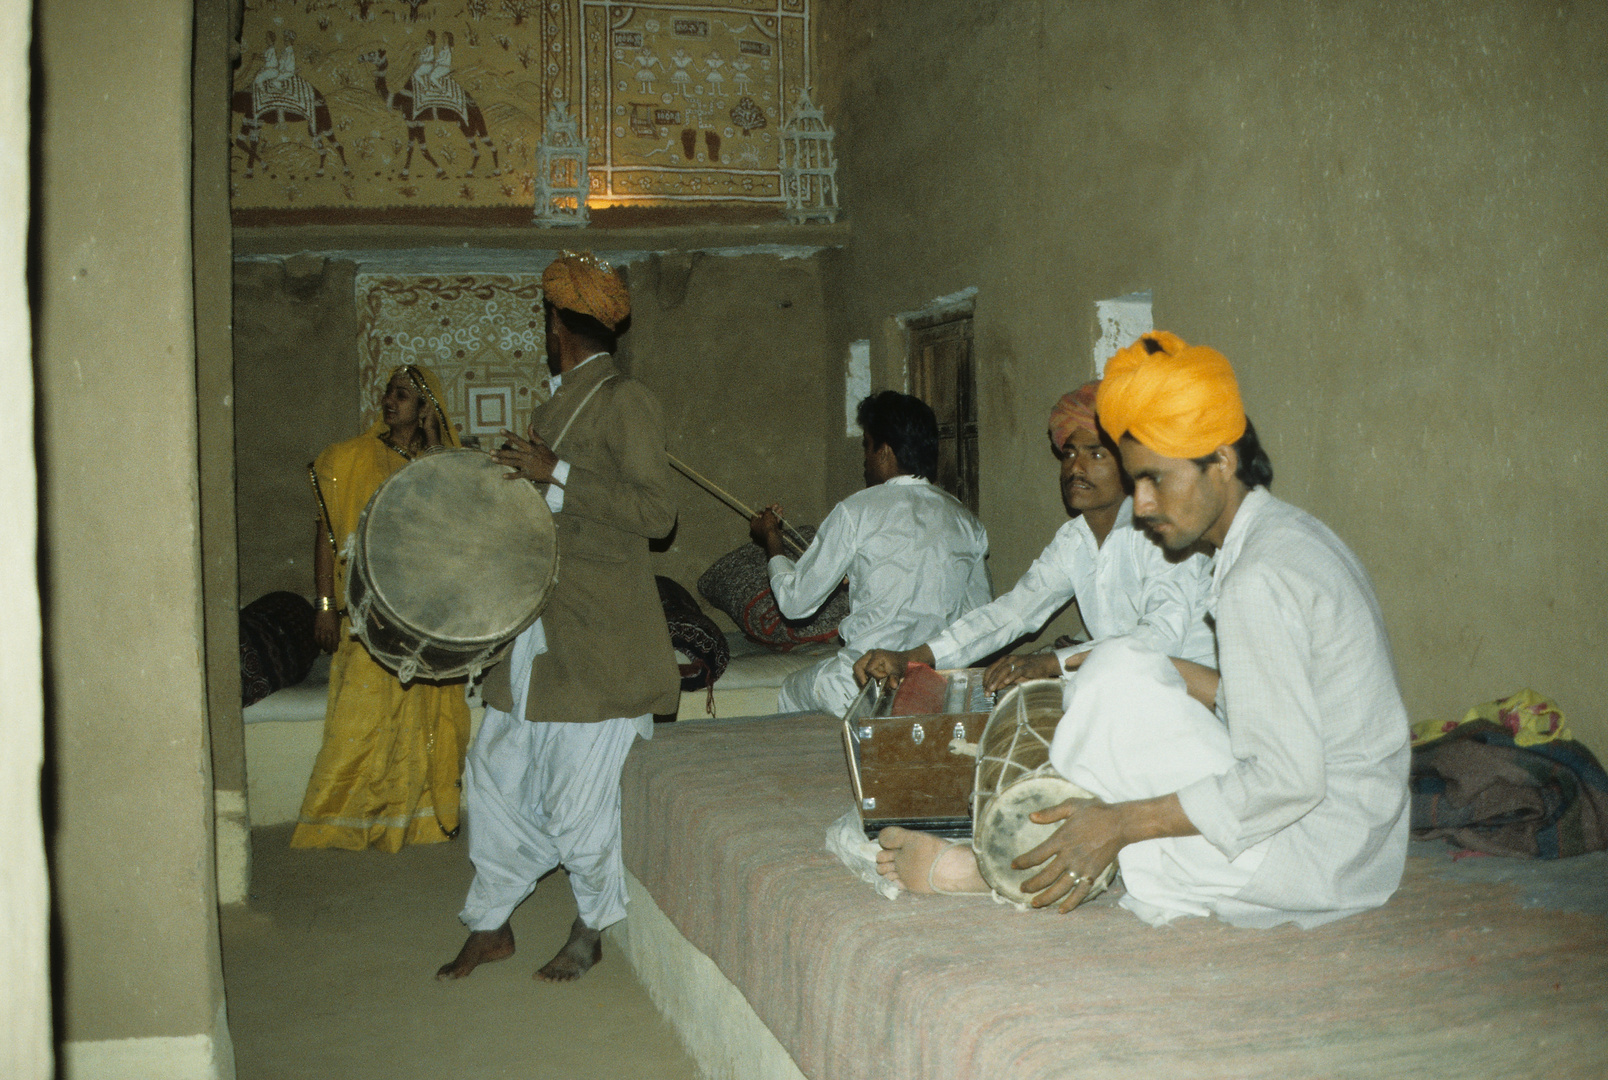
left=383, top=433, right=419, bottom=461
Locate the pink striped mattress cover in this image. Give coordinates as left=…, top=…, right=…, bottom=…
left=620, top=714, right=1608, bottom=1080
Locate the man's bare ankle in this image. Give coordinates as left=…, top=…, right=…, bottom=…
left=535, top=918, right=603, bottom=983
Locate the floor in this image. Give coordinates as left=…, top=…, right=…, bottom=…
left=219, top=824, right=700, bottom=1080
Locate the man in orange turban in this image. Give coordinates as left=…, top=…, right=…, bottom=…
left=854, top=370, right=1215, bottom=708
left=440, top=250, right=679, bottom=984
left=871, top=333, right=1411, bottom=934
left=1096, top=331, right=1246, bottom=459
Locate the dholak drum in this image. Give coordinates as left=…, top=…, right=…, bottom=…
left=346, top=449, right=558, bottom=683
left=972, top=678, right=1116, bottom=907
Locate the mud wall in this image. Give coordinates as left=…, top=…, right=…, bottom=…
left=815, top=0, right=1608, bottom=751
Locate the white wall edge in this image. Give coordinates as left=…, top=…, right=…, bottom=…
left=63, top=999, right=234, bottom=1080
left=214, top=789, right=251, bottom=906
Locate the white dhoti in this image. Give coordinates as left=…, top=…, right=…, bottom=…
left=1049, top=637, right=1269, bottom=927
left=458, top=619, right=647, bottom=932
left=775, top=649, right=858, bottom=716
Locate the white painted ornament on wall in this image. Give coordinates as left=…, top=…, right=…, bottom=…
left=779, top=89, right=839, bottom=224
left=845, top=339, right=871, bottom=435
left=1094, top=290, right=1154, bottom=375
left=533, top=101, right=589, bottom=227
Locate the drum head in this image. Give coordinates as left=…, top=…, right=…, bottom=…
left=974, top=774, right=1115, bottom=907
left=361, top=450, right=557, bottom=645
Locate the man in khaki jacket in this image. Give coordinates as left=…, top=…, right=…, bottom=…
left=437, top=252, right=680, bottom=983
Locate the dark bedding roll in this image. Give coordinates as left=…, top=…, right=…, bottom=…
left=239, top=591, right=319, bottom=707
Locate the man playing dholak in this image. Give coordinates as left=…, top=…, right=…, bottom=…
left=879, top=332, right=1411, bottom=929
left=437, top=252, right=680, bottom=982
left=749, top=390, right=991, bottom=716
left=853, top=380, right=1216, bottom=697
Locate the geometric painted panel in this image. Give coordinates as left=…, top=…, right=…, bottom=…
left=355, top=274, right=551, bottom=447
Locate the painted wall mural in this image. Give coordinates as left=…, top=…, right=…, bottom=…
left=356, top=274, right=552, bottom=444
left=233, top=0, right=811, bottom=222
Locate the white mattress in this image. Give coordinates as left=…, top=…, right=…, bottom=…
left=674, top=633, right=836, bottom=720
left=715, top=635, right=836, bottom=689
left=242, top=654, right=332, bottom=724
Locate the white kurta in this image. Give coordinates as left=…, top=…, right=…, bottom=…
left=1052, top=489, right=1410, bottom=929
left=926, top=498, right=1216, bottom=670
left=1177, top=488, right=1410, bottom=923
left=458, top=358, right=649, bottom=932
left=768, top=475, right=991, bottom=715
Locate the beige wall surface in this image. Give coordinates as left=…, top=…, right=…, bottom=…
left=1, top=0, right=49, bottom=1073
left=233, top=258, right=360, bottom=604
left=627, top=251, right=840, bottom=606
left=232, top=250, right=844, bottom=630
left=817, top=0, right=1608, bottom=752
left=39, top=0, right=230, bottom=1052
left=196, top=0, right=244, bottom=798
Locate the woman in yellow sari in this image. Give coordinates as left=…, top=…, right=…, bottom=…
left=293, top=364, right=472, bottom=851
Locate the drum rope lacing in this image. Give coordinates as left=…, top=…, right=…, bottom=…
left=972, top=681, right=1116, bottom=910
left=973, top=690, right=1058, bottom=813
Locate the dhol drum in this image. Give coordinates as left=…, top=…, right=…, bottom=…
left=972, top=678, right=1116, bottom=907
left=345, top=449, right=558, bottom=683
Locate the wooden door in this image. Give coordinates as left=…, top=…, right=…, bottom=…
left=907, top=316, right=978, bottom=513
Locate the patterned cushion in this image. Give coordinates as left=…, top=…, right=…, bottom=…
left=696, top=527, right=850, bottom=652
left=657, top=576, right=730, bottom=691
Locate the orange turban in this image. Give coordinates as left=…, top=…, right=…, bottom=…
left=1047, top=380, right=1101, bottom=450
left=1096, top=331, right=1246, bottom=459
left=541, top=250, right=631, bottom=330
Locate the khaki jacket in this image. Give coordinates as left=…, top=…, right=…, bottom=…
left=483, top=355, right=681, bottom=722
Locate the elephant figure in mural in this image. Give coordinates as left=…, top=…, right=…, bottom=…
left=358, top=47, right=502, bottom=179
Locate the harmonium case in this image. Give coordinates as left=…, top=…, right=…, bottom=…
left=841, top=664, right=996, bottom=840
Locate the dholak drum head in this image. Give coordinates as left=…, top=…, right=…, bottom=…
left=356, top=449, right=557, bottom=680
left=974, top=774, right=1116, bottom=907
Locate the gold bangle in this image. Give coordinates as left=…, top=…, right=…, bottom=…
left=315, top=596, right=337, bottom=612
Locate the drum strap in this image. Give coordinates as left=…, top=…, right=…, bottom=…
left=550, top=374, right=616, bottom=454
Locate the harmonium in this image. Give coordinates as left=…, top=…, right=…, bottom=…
left=841, top=663, right=996, bottom=840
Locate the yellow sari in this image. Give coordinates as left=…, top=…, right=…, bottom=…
left=292, top=365, right=472, bottom=852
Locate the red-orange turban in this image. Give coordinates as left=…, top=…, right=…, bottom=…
left=1096, top=331, right=1245, bottom=459
left=542, top=250, right=631, bottom=330
left=1047, top=380, right=1101, bottom=450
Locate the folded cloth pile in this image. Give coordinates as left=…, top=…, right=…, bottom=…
left=1411, top=694, right=1608, bottom=858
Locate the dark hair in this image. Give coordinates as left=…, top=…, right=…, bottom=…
left=1193, top=417, right=1273, bottom=489
left=547, top=300, right=625, bottom=353
left=856, top=391, right=939, bottom=481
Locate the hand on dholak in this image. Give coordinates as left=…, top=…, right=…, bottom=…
left=1010, top=797, right=1124, bottom=912
left=982, top=652, right=1064, bottom=692
left=493, top=426, right=558, bottom=484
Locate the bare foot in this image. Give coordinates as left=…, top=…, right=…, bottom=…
left=876, top=827, right=990, bottom=895
left=535, top=917, right=602, bottom=983
left=436, top=922, right=515, bottom=980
